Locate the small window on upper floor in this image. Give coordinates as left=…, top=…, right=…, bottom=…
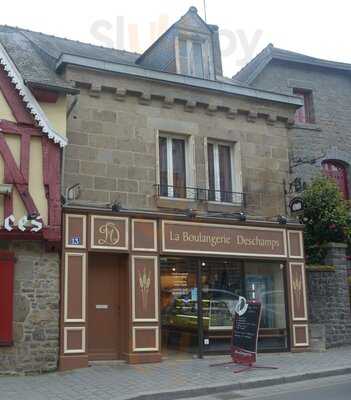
left=159, top=134, right=190, bottom=199
left=178, top=39, right=206, bottom=78
left=207, top=140, right=242, bottom=204
left=293, top=88, right=315, bottom=124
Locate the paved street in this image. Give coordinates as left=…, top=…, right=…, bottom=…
left=0, top=347, right=351, bottom=400
left=184, top=374, right=351, bottom=400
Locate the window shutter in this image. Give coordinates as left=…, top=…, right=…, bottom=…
left=0, top=251, right=14, bottom=346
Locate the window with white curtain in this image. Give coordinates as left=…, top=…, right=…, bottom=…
left=178, top=39, right=205, bottom=78
left=207, top=141, right=238, bottom=203
left=159, top=134, right=188, bottom=198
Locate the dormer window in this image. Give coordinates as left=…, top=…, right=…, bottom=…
left=176, top=36, right=213, bottom=79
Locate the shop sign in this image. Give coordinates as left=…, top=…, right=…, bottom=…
left=1, top=214, right=43, bottom=232
left=289, top=197, right=304, bottom=214
left=162, top=220, right=287, bottom=258
left=90, top=215, right=128, bottom=250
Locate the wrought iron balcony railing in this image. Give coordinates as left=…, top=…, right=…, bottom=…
left=154, top=184, right=246, bottom=207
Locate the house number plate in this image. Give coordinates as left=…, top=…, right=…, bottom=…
left=96, top=304, right=109, bottom=309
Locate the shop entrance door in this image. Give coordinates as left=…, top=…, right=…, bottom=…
left=88, top=254, right=124, bottom=360
left=160, top=258, right=199, bottom=358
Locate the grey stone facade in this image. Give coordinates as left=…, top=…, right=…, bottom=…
left=244, top=58, right=351, bottom=194
left=63, top=66, right=295, bottom=218
left=0, top=241, right=60, bottom=374
left=307, top=243, right=351, bottom=348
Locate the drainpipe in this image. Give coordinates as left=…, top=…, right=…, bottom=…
left=62, top=95, right=79, bottom=199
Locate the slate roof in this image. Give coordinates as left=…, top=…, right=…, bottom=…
left=0, top=25, right=140, bottom=93
left=0, top=22, right=302, bottom=104
left=234, top=43, right=351, bottom=84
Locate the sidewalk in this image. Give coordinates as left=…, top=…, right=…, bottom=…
left=1, top=347, right=351, bottom=400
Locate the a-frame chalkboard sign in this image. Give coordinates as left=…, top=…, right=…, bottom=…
left=232, top=300, right=261, bottom=359
left=211, top=300, right=278, bottom=373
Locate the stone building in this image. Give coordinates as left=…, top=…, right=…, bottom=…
left=0, top=30, right=75, bottom=373
left=234, top=44, right=351, bottom=348
left=234, top=44, right=351, bottom=198
left=1, top=7, right=310, bottom=372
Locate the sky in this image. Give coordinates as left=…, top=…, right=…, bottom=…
left=1, top=0, right=350, bottom=77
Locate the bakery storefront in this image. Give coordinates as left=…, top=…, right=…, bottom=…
left=60, top=210, right=309, bottom=370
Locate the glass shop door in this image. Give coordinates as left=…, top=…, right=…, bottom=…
left=201, top=259, right=245, bottom=354
left=160, top=257, right=200, bottom=358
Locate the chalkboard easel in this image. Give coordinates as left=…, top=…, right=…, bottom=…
left=211, top=300, right=278, bottom=373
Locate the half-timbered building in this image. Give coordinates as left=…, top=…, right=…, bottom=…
left=0, top=31, right=76, bottom=373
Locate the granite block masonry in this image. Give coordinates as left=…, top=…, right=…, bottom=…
left=307, top=243, right=351, bottom=348
left=0, top=241, right=60, bottom=374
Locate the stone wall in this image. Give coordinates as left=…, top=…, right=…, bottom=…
left=64, top=66, right=295, bottom=218
left=0, top=241, right=60, bottom=374
left=307, top=243, right=351, bottom=348
left=251, top=60, right=351, bottom=193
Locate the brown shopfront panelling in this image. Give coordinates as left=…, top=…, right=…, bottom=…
left=61, top=212, right=162, bottom=370
left=287, top=256, right=309, bottom=349
left=133, top=326, right=159, bottom=351
left=64, top=253, right=86, bottom=322
left=162, top=220, right=287, bottom=257
left=64, top=327, right=86, bottom=353
left=132, top=219, right=157, bottom=252
left=90, top=215, right=128, bottom=250
left=288, top=230, right=304, bottom=259
left=293, top=325, right=309, bottom=347
left=132, top=256, right=158, bottom=322
left=65, top=214, right=86, bottom=249
left=60, top=212, right=309, bottom=370
left=128, top=219, right=161, bottom=364
left=60, top=214, right=89, bottom=371
left=290, top=262, right=308, bottom=320
left=128, top=255, right=161, bottom=363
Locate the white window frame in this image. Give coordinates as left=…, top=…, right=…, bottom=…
left=206, top=139, right=242, bottom=204
left=158, top=132, right=194, bottom=199
left=175, top=34, right=214, bottom=79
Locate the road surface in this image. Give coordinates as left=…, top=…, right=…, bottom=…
left=184, top=373, right=351, bottom=400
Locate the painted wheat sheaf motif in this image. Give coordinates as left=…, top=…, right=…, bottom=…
left=292, top=273, right=302, bottom=309
left=138, top=268, right=151, bottom=311
left=98, top=222, right=120, bottom=245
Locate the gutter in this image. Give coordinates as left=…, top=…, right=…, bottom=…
left=56, top=53, right=303, bottom=107
left=26, top=79, right=79, bottom=95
